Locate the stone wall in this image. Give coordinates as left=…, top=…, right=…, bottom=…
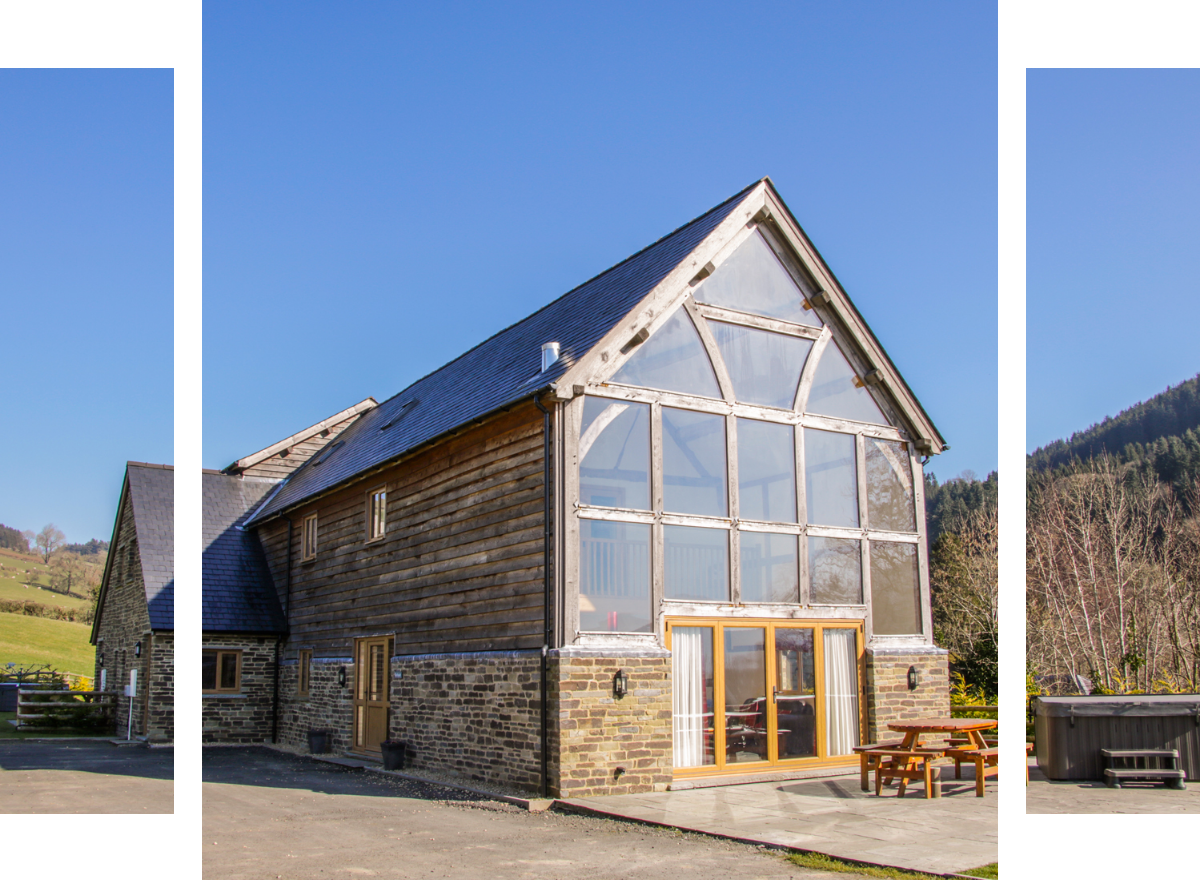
left=145, top=632, right=174, bottom=743
left=864, top=646, right=951, bottom=744
left=277, top=655, right=357, bottom=755
left=391, top=651, right=543, bottom=792
left=202, top=635, right=278, bottom=744
left=548, top=649, right=673, bottom=798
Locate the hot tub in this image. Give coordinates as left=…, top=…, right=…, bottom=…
left=1034, top=694, right=1200, bottom=781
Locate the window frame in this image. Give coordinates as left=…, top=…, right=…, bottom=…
left=301, top=512, right=318, bottom=561
left=571, top=231, right=929, bottom=646
left=366, top=485, right=387, bottom=543
left=202, top=649, right=242, bottom=695
left=297, top=648, right=312, bottom=698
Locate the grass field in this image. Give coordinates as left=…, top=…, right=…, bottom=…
left=0, top=551, right=91, bottom=611
left=0, top=613, right=94, bottom=675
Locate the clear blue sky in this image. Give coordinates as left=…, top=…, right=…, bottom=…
left=0, top=69, right=173, bottom=545
left=1028, top=68, right=1200, bottom=453
left=204, top=2, right=997, bottom=483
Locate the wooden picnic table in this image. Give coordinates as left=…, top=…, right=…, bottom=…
left=870, top=718, right=998, bottom=798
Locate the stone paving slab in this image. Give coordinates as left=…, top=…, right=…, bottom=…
left=1026, top=757, right=1200, bottom=814
left=559, top=766, right=997, bottom=875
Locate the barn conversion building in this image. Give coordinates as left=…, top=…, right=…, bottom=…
left=203, top=178, right=950, bottom=796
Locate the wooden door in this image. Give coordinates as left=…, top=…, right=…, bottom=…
left=353, top=637, right=390, bottom=754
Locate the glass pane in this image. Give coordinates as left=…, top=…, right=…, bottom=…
left=202, top=653, right=216, bottom=690
left=219, top=653, right=238, bottom=690
left=804, top=429, right=859, bottom=528
left=775, top=628, right=816, bottom=760
left=663, top=407, right=727, bottom=517
left=865, top=438, right=916, bottom=532
left=871, top=541, right=922, bottom=635
left=808, top=536, right=863, bottom=604
left=710, top=321, right=812, bottom=409
left=664, top=525, right=728, bottom=602
left=671, top=627, right=715, bottom=768
left=610, top=308, right=721, bottom=398
left=370, top=644, right=385, bottom=701
left=723, top=627, right=768, bottom=764
left=737, top=419, right=796, bottom=523
left=740, top=532, right=798, bottom=603
left=579, top=519, right=651, bottom=632
left=579, top=397, right=650, bottom=510
left=694, top=231, right=820, bottom=326
left=805, top=340, right=887, bottom=424
left=823, top=628, right=861, bottom=755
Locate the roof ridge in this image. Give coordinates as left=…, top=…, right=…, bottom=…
left=369, top=179, right=765, bottom=411
left=128, top=461, right=174, bottom=470
left=227, top=397, right=379, bottom=472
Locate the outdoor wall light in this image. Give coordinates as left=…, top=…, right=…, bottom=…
left=99, top=652, right=105, bottom=668
left=907, top=666, right=920, bottom=691
left=613, top=669, right=628, bottom=698
left=339, top=666, right=347, bottom=687
left=134, top=641, right=142, bottom=658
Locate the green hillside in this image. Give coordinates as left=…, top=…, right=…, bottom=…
left=0, top=613, right=94, bottom=676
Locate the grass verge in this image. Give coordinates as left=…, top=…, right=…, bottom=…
left=0, top=612, right=94, bottom=674
left=960, top=866, right=998, bottom=879
left=785, top=851, right=941, bottom=879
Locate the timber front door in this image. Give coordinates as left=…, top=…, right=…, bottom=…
left=667, top=619, right=864, bottom=776
left=353, top=636, right=391, bottom=754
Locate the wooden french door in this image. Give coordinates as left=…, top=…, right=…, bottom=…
left=666, top=618, right=864, bottom=777
left=352, top=636, right=391, bottom=754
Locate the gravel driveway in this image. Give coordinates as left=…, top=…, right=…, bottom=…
left=203, top=747, right=872, bottom=880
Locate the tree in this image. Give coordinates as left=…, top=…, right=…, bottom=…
left=48, top=552, right=91, bottom=597
left=35, top=524, right=65, bottom=563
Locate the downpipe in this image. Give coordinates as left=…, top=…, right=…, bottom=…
left=534, top=396, right=553, bottom=798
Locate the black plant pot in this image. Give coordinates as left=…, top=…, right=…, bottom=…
left=380, top=740, right=406, bottom=771
left=307, top=729, right=331, bottom=754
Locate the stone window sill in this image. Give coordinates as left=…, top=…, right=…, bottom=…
left=202, top=693, right=246, bottom=699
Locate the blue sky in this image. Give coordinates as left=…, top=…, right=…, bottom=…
left=204, top=2, right=998, bottom=484
left=0, top=69, right=173, bottom=544
left=1027, top=68, right=1200, bottom=452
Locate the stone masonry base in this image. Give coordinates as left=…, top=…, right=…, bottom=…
left=864, top=646, right=951, bottom=744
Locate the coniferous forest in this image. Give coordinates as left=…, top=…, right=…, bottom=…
left=1027, top=375, right=1200, bottom=694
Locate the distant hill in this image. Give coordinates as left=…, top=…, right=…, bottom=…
left=925, top=470, right=997, bottom=546
left=1022, top=369, right=1200, bottom=504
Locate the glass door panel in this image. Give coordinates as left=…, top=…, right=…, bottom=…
left=671, top=626, right=715, bottom=768
left=823, top=627, right=861, bottom=755
left=773, top=627, right=816, bottom=760
left=723, top=627, right=768, bottom=764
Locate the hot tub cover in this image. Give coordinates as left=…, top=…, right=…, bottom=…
left=1035, top=694, right=1200, bottom=717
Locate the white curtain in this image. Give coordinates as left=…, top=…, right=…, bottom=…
left=823, top=628, right=860, bottom=755
left=672, top=628, right=705, bottom=768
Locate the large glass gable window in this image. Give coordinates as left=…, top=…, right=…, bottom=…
left=579, top=226, right=926, bottom=643
left=693, top=230, right=821, bottom=326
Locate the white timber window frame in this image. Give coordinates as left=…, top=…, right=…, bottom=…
left=566, top=220, right=931, bottom=650
left=301, top=512, right=318, bottom=561
left=366, top=486, right=387, bottom=543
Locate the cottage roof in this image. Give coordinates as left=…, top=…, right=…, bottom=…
left=202, top=471, right=287, bottom=633
left=92, top=462, right=175, bottom=641
left=247, top=181, right=760, bottom=525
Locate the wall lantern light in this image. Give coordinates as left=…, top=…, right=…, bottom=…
left=339, top=666, right=347, bottom=687
left=907, top=666, right=919, bottom=691
left=613, top=669, right=628, bottom=698
left=99, top=652, right=105, bottom=668
left=134, top=641, right=142, bottom=658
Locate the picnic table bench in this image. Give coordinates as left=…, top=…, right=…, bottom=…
left=870, top=718, right=999, bottom=799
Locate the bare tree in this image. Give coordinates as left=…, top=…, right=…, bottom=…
left=931, top=503, right=998, bottom=696
left=35, top=524, right=66, bottom=563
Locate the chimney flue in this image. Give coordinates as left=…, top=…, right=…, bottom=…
left=541, top=342, right=560, bottom=372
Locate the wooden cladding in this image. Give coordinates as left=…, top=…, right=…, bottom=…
left=259, top=404, right=547, bottom=656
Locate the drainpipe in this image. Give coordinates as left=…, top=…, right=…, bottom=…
left=274, top=518, right=293, bottom=744
left=534, top=396, right=553, bottom=798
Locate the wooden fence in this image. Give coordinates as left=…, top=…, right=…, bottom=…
left=14, top=688, right=115, bottom=730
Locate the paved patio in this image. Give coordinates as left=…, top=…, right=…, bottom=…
left=560, top=765, right=998, bottom=875
left=1026, top=756, right=1200, bottom=814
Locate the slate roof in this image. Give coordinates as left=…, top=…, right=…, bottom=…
left=126, top=462, right=175, bottom=631
left=248, top=181, right=758, bottom=524
left=202, top=471, right=287, bottom=633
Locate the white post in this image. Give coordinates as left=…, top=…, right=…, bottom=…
left=125, top=668, right=137, bottom=740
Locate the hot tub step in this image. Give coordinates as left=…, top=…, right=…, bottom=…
left=1104, top=767, right=1186, bottom=789
left=1101, top=748, right=1179, bottom=760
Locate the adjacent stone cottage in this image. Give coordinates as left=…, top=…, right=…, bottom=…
left=91, top=461, right=174, bottom=743
left=205, top=178, right=950, bottom=795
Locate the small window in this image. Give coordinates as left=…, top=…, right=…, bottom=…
left=297, top=649, right=312, bottom=698
left=301, top=513, right=318, bottom=560
left=367, top=488, right=387, bottom=541
left=202, top=650, right=242, bottom=694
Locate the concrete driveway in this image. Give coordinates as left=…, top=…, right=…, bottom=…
left=0, top=740, right=173, bottom=813
left=204, top=747, right=883, bottom=880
